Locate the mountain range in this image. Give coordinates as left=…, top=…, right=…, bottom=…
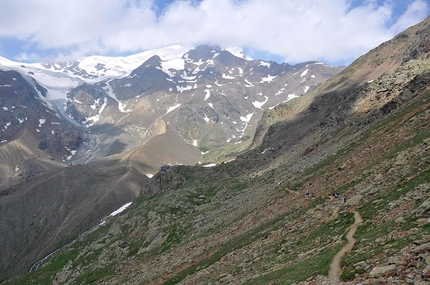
left=0, top=45, right=343, bottom=177
left=1, top=15, right=430, bottom=285
left=0, top=42, right=342, bottom=281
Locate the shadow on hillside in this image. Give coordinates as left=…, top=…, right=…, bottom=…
left=91, top=123, right=125, bottom=137
left=107, top=139, right=127, bottom=156
left=263, top=83, right=361, bottom=150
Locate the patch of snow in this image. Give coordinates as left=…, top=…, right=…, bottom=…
left=311, top=75, right=316, bottom=78
left=203, top=115, right=210, bottom=123
left=226, top=134, right=237, bottom=143
left=104, top=82, right=128, bottom=113
left=146, top=174, right=153, bottom=178
left=176, top=85, right=193, bottom=93
left=192, top=66, right=201, bottom=74
left=84, top=97, right=107, bottom=127
left=269, top=93, right=299, bottom=109
left=161, top=57, right=185, bottom=74
left=90, top=98, right=101, bottom=110
left=109, top=202, right=133, bottom=217
left=192, top=140, right=198, bottom=146
left=167, top=103, right=181, bottom=114
left=2, top=107, right=8, bottom=111
left=301, top=69, right=309, bottom=77
left=203, top=163, right=216, bottom=168
left=261, top=75, right=277, bottom=83
left=208, top=103, right=214, bottom=109
left=304, top=86, right=310, bottom=93
left=258, top=61, right=271, bottom=68
left=204, top=89, right=211, bottom=101
left=240, top=112, right=254, bottom=123
left=38, top=119, right=46, bottom=127
left=181, top=71, right=196, bottom=81
left=15, top=165, right=19, bottom=172
left=244, top=79, right=254, bottom=87
left=222, top=74, right=235, bottom=79
left=225, top=47, right=252, bottom=60
left=275, top=88, right=285, bottom=96
left=237, top=67, right=243, bottom=76
left=3, top=122, right=11, bottom=131
left=252, top=96, right=269, bottom=109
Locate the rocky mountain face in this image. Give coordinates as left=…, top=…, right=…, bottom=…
left=0, top=69, right=82, bottom=182
left=3, top=16, right=429, bottom=285
left=0, top=45, right=343, bottom=177
left=64, top=45, right=343, bottom=169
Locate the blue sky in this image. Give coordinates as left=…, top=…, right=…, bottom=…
left=0, top=0, right=428, bottom=66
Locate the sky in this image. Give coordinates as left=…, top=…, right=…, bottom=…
left=0, top=0, right=429, bottom=66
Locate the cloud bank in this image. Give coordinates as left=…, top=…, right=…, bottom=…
left=0, top=0, right=428, bottom=65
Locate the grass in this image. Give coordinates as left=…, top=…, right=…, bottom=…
left=162, top=214, right=286, bottom=285
left=248, top=246, right=342, bottom=285
left=161, top=209, right=356, bottom=285
left=6, top=248, right=80, bottom=285
left=73, top=264, right=115, bottom=285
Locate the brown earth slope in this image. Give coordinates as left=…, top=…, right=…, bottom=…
left=0, top=155, right=150, bottom=281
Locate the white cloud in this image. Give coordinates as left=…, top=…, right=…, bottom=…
left=0, top=0, right=428, bottom=65
left=390, top=0, right=430, bottom=34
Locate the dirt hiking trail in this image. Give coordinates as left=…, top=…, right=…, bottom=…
left=329, top=210, right=363, bottom=283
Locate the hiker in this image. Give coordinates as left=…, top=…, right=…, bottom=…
left=343, top=194, right=347, bottom=203
left=334, top=193, right=339, bottom=199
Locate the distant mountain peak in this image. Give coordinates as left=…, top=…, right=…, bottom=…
left=183, top=44, right=223, bottom=63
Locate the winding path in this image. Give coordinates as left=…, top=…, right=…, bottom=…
left=328, top=210, right=363, bottom=283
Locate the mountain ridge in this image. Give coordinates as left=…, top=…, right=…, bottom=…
left=1, top=44, right=344, bottom=176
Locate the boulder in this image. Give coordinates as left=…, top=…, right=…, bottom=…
left=369, top=264, right=396, bottom=277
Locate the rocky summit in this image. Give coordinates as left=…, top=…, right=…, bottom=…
left=1, top=16, right=430, bottom=285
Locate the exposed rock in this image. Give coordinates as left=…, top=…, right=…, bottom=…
left=369, top=264, right=396, bottom=277
left=345, top=194, right=363, bottom=206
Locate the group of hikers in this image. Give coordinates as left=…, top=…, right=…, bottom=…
left=334, top=192, right=348, bottom=203
left=306, top=190, right=348, bottom=203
